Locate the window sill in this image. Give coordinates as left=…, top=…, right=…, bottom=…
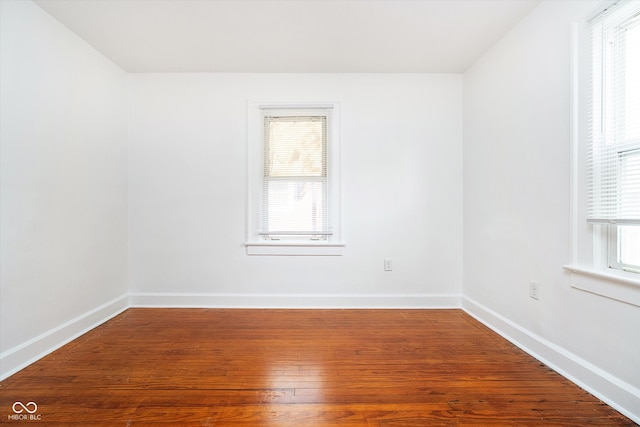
left=563, top=264, right=640, bottom=307
left=245, top=242, right=345, bottom=256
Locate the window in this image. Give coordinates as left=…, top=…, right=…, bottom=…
left=587, top=0, right=640, bottom=273
left=609, top=225, right=640, bottom=273
left=246, top=103, right=343, bottom=255
left=262, top=114, right=329, bottom=240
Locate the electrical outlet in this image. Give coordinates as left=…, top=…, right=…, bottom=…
left=384, top=258, right=393, bottom=271
left=529, top=281, right=539, bottom=300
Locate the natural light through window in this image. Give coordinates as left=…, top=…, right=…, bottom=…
left=246, top=103, right=343, bottom=256
left=262, top=116, right=328, bottom=239
left=588, top=1, right=640, bottom=273
left=614, top=8, right=640, bottom=272
left=588, top=2, right=640, bottom=273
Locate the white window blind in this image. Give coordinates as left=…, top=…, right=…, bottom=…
left=260, top=114, right=331, bottom=239
left=587, top=0, right=640, bottom=224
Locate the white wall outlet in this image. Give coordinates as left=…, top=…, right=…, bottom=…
left=529, top=281, right=539, bottom=300
left=384, top=258, right=393, bottom=271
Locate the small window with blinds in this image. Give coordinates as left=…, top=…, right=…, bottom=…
left=261, top=114, right=330, bottom=240
left=588, top=0, right=640, bottom=273
left=246, top=103, right=343, bottom=255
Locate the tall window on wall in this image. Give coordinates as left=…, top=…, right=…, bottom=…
left=588, top=0, right=640, bottom=273
left=262, top=114, right=329, bottom=239
left=246, top=103, right=343, bottom=256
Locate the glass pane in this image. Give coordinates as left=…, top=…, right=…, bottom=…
left=267, top=118, right=325, bottom=177
left=620, top=149, right=640, bottom=219
left=624, top=19, right=640, bottom=141
left=267, top=181, right=325, bottom=233
left=619, top=225, right=640, bottom=268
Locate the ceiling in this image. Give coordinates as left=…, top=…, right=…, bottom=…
left=33, top=0, right=541, bottom=73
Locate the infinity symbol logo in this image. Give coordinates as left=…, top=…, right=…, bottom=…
left=12, top=401, right=38, bottom=414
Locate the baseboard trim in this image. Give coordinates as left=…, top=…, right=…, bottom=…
left=5, top=292, right=637, bottom=424
left=462, top=296, right=640, bottom=424
left=129, top=292, right=462, bottom=309
left=0, top=292, right=459, bottom=380
left=0, top=294, right=129, bottom=381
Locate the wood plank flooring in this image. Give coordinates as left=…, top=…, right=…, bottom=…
left=0, top=309, right=634, bottom=426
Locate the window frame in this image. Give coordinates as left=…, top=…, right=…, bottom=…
left=608, top=225, right=640, bottom=273
left=261, top=113, right=329, bottom=241
left=586, top=1, right=640, bottom=275
left=607, top=147, right=640, bottom=274
left=563, top=3, right=640, bottom=304
left=245, top=102, right=344, bottom=256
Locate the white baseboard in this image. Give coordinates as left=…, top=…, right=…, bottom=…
left=462, top=296, right=640, bottom=424
left=0, top=292, right=458, bottom=381
left=129, top=292, right=462, bottom=309
left=0, top=294, right=130, bottom=381
left=5, top=292, right=637, bottom=424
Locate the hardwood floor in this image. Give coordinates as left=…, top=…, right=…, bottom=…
left=0, top=309, right=634, bottom=426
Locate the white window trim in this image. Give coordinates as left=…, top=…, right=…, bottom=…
left=245, top=102, right=344, bottom=256
left=565, top=17, right=640, bottom=305
left=608, top=225, right=640, bottom=274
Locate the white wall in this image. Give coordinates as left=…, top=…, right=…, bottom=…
left=0, top=0, right=129, bottom=378
left=463, top=0, right=640, bottom=420
left=127, top=73, right=463, bottom=306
